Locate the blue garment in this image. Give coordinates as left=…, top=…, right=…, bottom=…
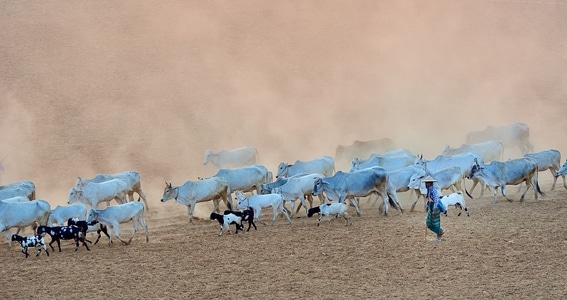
left=426, top=186, right=446, bottom=214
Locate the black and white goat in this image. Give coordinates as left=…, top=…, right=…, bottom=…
left=439, top=191, right=469, bottom=217
left=36, top=225, right=90, bottom=252
left=210, top=212, right=242, bottom=236
left=11, top=234, right=49, bottom=258
left=307, top=202, right=351, bottom=226
left=67, top=218, right=111, bottom=245
left=224, top=208, right=256, bottom=231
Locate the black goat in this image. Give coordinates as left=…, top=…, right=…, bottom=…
left=67, top=218, right=111, bottom=245
left=11, top=234, right=49, bottom=258
left=37, top=225, right=90, bottom=252
left=224, top=208, right=256, bottom=231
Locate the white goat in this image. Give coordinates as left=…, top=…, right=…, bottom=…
left=48, top=204, right=88, bottom=226
left=235, top=190, right=292, bottom=226
left=0, top=200, right=51, bottom=248
left=307, top=202, right=351, bottom=226
left=439, top=191, right=469, bottom=217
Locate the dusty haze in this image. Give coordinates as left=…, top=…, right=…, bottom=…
left=1, top=1, right=567, bottom=203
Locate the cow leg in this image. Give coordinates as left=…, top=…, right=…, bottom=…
left=134, top=187, right=150, bottom=211
left=5, top=231, right=12, bottom=249
left=289, top=201, right=296, bottom=218
left=270, top=205, right=280, bottom=226
left=278, top=203, right=292, bottom=225
left=110, top=221, right=129, bottom=245
left=253, top=207, right=266, bottom=226
left=212, top=198, right=221, bottom=213
left=126, top=219, right=138, bottom=245
left=295, top=196, right=309, bottom=216
left=500, top=185, right=514, bottom=202
left=378, top=192, right=389, bottom=216
left=347, top=197, right=361, bottom=216
left=389, top=191, right=403, bottom=213
left=410, top=190, right=424, bottom=212
left=136, top=214, right=150, bottom=243
left=187, top=204, right=196, bottom=224
left=317, top=193, right=326, bottom=205
left=519, top=180, right=532, bottom=202
left=343, top=212, right=351, bottom=225
left=549, top=169, right=558, bottom=191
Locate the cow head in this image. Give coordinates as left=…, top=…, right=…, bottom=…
left=203, top=150, right=213, bottom=165
left=312, top=178, right=325, bottom=196
left=161, top=182, right=176, bottom=202
left=86, top=209, right=99, bottom=223
left=468, top=158, right=482, bottom=179
left=276, top=162, right=290, bottom=179
left=67, top=187, right=83, bottom=205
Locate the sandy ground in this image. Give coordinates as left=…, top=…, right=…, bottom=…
left=1, top=178, right=566, bottom=300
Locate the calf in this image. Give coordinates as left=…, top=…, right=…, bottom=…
left=67, top=218, right=110, bottom=245
left=11, top=234, right=49, bottom=258
left=210, top=212, right=242, bottom=236
left=37, top=225, right=90, bottom=252
left=307, top=202, right=351, bottom=226
left=224, top=209, right=257, bottom=231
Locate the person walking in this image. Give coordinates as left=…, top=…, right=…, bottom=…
left=423, top=176, right=447, bottom=241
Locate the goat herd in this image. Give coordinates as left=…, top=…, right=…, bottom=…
left=2, top=122, right=567, bottom=259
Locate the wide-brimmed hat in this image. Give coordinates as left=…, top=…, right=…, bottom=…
left=422, top=175, right=437, bottom=183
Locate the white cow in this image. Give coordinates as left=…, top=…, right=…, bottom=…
left=48, top=204, right=88, bottom=226
left=271, top=173, right=326, bottom=217
left=211, top=164, right=270, bottom=206
left=0, top=180, right=35, bottom=200
left=87, top=201, right=149, bottom=245
left=467, top=157, right=544, bottom=204
left=466, top=122, right=534, bottom=155
left=68, top=179, right=129, bottom=209
left=335, top=138, right=396, bottom=162
left=313, top=167, right=402, bottom=216
left=522, top=149, right=564, bottom=191
left=0, top=200, right=51, bottom=248
left=235, top=190, right=292, bottom=226
left=408, top=166, right=465, bottom=211
left=74, top=170, right=149, bottom=211
left=350, top=153, right=416, bottom=172
left=160, top=178, right=231, bottom=224
left=276, top=156, right=335, bottom=179
left=441, top=140, right=504, bottom=162
left=204, top=146, right=259, bottom=169
left=415, top=152, right=485, bottom=198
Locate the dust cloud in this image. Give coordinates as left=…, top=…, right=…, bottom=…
left=1, top=1, right=567, bottom=206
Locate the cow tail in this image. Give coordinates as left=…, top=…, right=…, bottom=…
left=536, top=181, right=545, bottom=196
left=464, top=181, right=473, bottom=199
left=387, top=195, right=398, bottom=210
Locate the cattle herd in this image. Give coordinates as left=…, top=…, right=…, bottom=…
left=2, top=122, right=567, bottom=258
